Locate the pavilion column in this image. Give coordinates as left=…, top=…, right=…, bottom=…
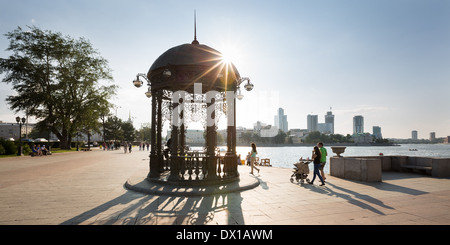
left=206, top=93, right=218, bottom=180
left=169, top=100, right=180, bottom=181
left=148, top=91, right=159, bottom=178
left=179, top=107, right=185, bottom=156
left=226, top=90, right=237, bottom=154
left=179, top=104, right=186, bottom=178
left=225, top=90, right=238, bottom=177
left=156, top=91, right=163, bottom=169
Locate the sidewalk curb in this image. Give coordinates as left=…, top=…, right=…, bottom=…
left=124, top=175, right=260, bottom=197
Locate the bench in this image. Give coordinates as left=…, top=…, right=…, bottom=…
left=400, top=157, right=432, bottom=175
left=260, top=158, right=272, bottom=167
left=401, top=165, right=432, bottom=171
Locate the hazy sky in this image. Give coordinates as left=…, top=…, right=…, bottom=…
left=1, top=0, right=449, bottom=139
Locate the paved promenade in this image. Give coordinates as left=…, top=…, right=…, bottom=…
left=1, top=148, right=450, bottom=225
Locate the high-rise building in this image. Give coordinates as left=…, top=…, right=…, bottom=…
left=353, top=115, right=364, bottom=134
left=307, top=114, right=318, bottom=132
left=325, top=111, right=335, bottom=134
left=308, top=111, right=335, bottom=134
left=412, top=130, right=418, bottom=140
left=373, top=126, right=382, bottom=139
left=430, top=132, right=436, bottom=141
left=274, top=108, right=288, bottom=132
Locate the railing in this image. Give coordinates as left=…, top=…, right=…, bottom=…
left=179, top=153, right=207, bottom=181
left=157, top=151, right=239, bottom=184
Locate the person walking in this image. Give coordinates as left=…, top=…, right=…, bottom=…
left=246, top=152, right=251, bottom=166
left=123, top=142, right=128, bottom=153
left=308, top=146, right=325, bottom=186
left=250, top=143, right=260, bottom=175
left=318, top=142, right=327, bottom=181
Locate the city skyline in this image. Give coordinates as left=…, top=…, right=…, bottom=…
left=1, top=0, right=449, bottom=139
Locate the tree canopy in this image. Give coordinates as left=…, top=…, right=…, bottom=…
left=0, top=26, right=117, bottom=149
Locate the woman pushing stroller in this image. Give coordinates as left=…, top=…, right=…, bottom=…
left=308, top=146, right=325, bottom=186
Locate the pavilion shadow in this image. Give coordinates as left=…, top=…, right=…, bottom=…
left=61, top=182, right=246, bottom=225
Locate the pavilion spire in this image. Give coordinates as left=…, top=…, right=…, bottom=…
left=192, top=10, right=199, bottom=45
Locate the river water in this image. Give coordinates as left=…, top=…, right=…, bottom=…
left=233, top=144, right=450, bottom=173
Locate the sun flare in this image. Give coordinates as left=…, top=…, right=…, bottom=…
left=221, top=53, right=234, bottom=64
left=219, top=43, right=242, bottom=65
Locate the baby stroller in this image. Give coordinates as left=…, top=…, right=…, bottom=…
left=290, top=161, right=311, bottom=184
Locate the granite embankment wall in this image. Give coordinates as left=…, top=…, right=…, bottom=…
left=330, top=155, right=450, bottom=182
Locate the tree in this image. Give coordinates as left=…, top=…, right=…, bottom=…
left=240, top=131, right=253, bottom=144
left=304, top=131, right=354, bottom=144
left=0, top=26, right=116, bottom=149
left=304, top=131, right=325, bottom=144
left=136, top=123, right=151, bottom=142
left=273, top=129, right=287, bottom=144
left=121, top=121, right=136, bottom=142
left=103, top=116, right=124, bottom=142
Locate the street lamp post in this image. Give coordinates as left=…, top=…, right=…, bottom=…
left=235, top=77, right=253, bottom=100
left=15, top=116, right=25, bottom=156
left=133, top=73, right=152, bottom=97
left=47, top=122, right=53, bottom=154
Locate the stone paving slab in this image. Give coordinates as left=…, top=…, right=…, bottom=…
left=1, top=148, right=450, bottom=225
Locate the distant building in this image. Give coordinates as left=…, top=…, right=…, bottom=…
left=185, top=129, right=205, bottom=144
left=254, top=121, right=267, bottom=134
left=307, top=114, right=318, bottom=132
left=318, top=123, right=333, bottom=134
left=166, top=129, right=205, bottom=145
left=412, top=130, right=418, bottom=140
left=430, top=132, right=436, bottom=142
left=324, top=111, right=335, bottom=134
left=307, top=111, right=334, bottom=134
left=444, top=136, right=450, bottom=144
left=373, top=126, right=382, bottom=139
left=0, top=121, right=35, bottom=140
left=254, top=121, right=277, bottom=137
left=353, top=115, right=364, bottom=135
left=353, top=133, right=373, bottom=144
left=274, top=108, right=288, bottom=132
left=289, top=129, right=308, bottom=143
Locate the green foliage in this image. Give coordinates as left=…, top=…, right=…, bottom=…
left=136, top=124, right=151, bottom=142
left=121, top=121, right=136, bottom=142
left=0, top=26, right=117, bottom=149
left=0, top=139, right=17, bottom=155
left=22, top=144, right=31, bottom=154
left=0, top=144, right=5, bottom=155
left=239, top=129, right=288, bottom=145
left=103, top=116, right=124, bottom=141
left=303, top=131, right=354, bottom=144
left=102, top=116, right=137, bottom=142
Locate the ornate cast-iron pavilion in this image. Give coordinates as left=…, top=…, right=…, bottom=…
left=133, top=31, right=253, bottom=185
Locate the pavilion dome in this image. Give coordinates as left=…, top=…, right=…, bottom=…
left=149, top=43, right=222, bottom=72
left=147, top=41, right=240, bottom=92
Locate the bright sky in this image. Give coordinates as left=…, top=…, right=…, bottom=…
left=1, top=0, right=449, bottom=139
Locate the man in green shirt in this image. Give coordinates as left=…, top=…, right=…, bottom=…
left=318, top=142, right=327, bottom=181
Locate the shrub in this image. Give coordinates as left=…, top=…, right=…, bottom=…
left=0, top=139, right=17, bottom=155
left=0, top=144, right=5, bottom=155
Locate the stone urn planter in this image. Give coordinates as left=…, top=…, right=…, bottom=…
left=331, top=147, right=346, bottom=157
